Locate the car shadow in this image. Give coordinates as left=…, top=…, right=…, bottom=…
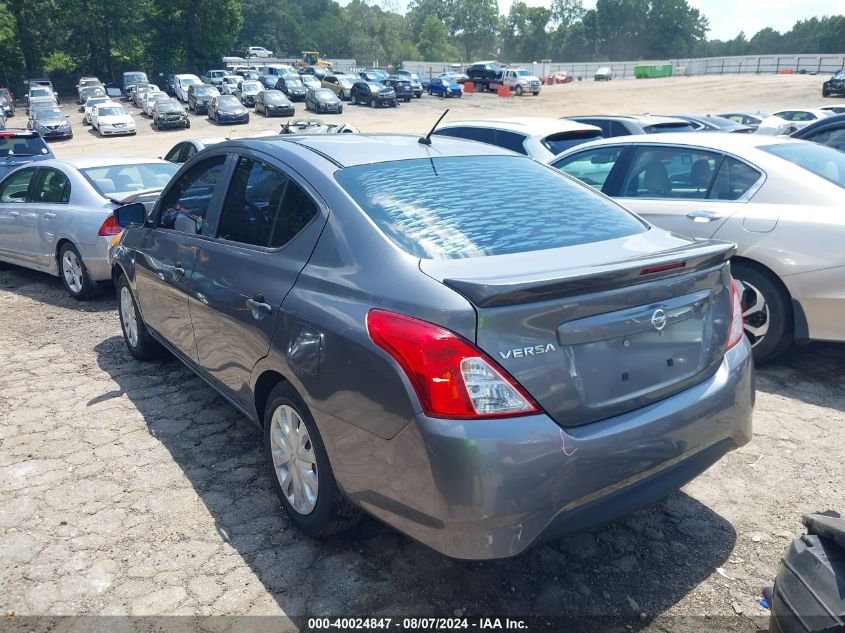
left=0, top=262, right=115, bottom=312
left=92, top=333, right=738, bottom=624
left=756, top=342, right=845, bottom=411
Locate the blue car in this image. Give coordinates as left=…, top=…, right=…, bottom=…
left=0, top=131, right=54, bottom=179
left=259, top=75, right=278, bottom=90
left=428, top=77, right=462, bottom=98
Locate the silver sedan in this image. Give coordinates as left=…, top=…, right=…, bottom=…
left=0, top=157, right=177, bottom=299
left=551, top=132, right=845, bottom=362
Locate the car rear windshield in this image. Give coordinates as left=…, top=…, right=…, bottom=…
left=543, top=130, right=604, bottom=155
left=0, top=134, right=50, bottom=157
left=81, top=163, right=178, bottom=195
left=644, top=123, right=697, bottom=133
left=335, top=155, right=646, bottom=259
left=761, top=142, right=845, bottom=188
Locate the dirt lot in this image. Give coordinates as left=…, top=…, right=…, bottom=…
left=1, top=73, right=844, bottom=629
left=48, top=74, right=831, bottom=161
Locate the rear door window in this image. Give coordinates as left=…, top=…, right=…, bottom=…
left=551, top=146, right=624, bottom=191
left=621, top=146, right=721, bottom=199
left=32, top=168, right=70, bottom=203
left=708, top=157, right=762, bottom=200
left=335, top=155, right=646, bottom=259
left=216, top=156, right=318, bottom=248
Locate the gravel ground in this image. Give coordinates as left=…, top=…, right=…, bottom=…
left=1, top=73, right=843, bottom=629
left=0, top=255, right=843, bottom=629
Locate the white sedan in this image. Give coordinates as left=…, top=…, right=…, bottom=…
left=141, top=90, right=168, bottom=116
left=757, top=108, right=831, bottom=135
left=220, top=76, right=240, bottom=95
left=551, top=132, right=845, bottom=362
left=0, top=157, right=177, bottom=298
left=90, top=103, right=136, bottom=136
left=82, top=96, right=112, bottom=125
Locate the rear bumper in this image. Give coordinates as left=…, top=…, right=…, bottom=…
left=77, top=236, right=113, bottom=282
left=321, top=340, right=754, bottom=560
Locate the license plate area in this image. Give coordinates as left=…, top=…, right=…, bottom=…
left=558, top=290, right=712, bottom=408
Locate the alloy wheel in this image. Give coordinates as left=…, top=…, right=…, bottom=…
left=119, top=286, right=139, bottom=349
left=270, top=405, right=319, bottom=515
left=738, top=280, right=770, bottom=348
left=62, top=250, right=84, bottom=294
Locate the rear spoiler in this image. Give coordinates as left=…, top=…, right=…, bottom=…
left=109, top=188, right=164, bottom=205
left=444, top=240, right=736, bottom=308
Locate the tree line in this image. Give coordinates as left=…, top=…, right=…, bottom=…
left=0, top=0, right=842, bottom=88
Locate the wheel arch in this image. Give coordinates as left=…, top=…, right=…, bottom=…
left=730, top=255, right=798, bottom=338
left=254, top=369, right=289, bottom=428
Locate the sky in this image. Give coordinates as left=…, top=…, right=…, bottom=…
left=496, top=0, right=844, bottom=41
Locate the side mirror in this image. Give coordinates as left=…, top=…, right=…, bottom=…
left=113, top=202, right=147, bottom=228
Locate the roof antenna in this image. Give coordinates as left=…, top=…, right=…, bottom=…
left=419, top=109, right=449, bottom=145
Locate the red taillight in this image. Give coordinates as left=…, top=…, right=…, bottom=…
left=726, top=277, right=744, bottom=350
left=366, top=310, right=540, bottom=419
left=98, top=215, right=122, bottom=236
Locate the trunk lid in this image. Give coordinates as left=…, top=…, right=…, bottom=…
left=421, top=232, right=736, bottom=427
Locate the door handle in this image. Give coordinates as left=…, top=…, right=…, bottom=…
left=8, top=211, right=19, bottom=218
left=44, top=212, right=56, bottom=219
left=246, top=294, right=272, bottom=318
left=686, top=210, right=722, bottom=222
left=172, top=261, right=186, bottom=278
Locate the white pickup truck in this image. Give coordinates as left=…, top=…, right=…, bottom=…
left=500, top=69, right=542, bottom=96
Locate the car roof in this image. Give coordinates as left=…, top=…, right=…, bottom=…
left=231, top=133, right=517, bottom=168
left=554, top=131, right=809, bottom=155
left=40, top=157, right=171, bottom=169
left=439, top=117, right=600, bottom=136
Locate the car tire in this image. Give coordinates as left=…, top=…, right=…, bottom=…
left=263, top=382, right=362, bottom=537
left=370, top=98, right=377, bottom=108
left=185, top=119, right=190, bottom=129
left=822, top=87, right=830, bottom=97
left=59, top=242, right=98, bottom=300
left=514, top=85, right=524, bottom=96
left=731, top=261, right=793, bottom=364
left=117, top=274, right=163, bottom=361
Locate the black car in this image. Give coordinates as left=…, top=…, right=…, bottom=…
left=187, top=84, right=220, bottom=114
left=823, top=70, right=845, bottom=98
left=275, top=75, right=307, bottom=101
left=255, top=90, right=295, bottom=117
left=305, top=88, right=343, bottom=114
left=350, top=81, right=396, bottom=108
left=790, top=112, right=845, bottom=150
left=153, top=99, right=190, bottom=130
left=207, top=95, right=250, bottom=124
left=465, top=62, right=502, bottom=82
left=382, top=77, right=413, bottom=102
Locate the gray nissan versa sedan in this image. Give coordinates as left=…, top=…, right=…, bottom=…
left=109, top=134, right=754, bottom=559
